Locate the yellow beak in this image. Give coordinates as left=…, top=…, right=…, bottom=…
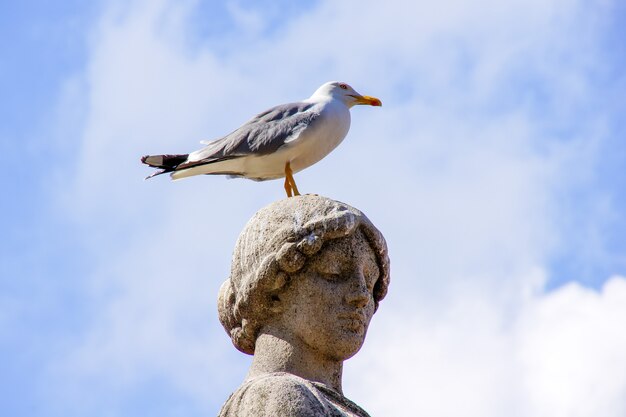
left=351, top=94, right=382, bottom=106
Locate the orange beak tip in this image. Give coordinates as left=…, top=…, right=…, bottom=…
left=359, top=95, right=382, bottom=107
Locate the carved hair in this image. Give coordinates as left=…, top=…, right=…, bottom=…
left=218, top=195, right=390, bottom=354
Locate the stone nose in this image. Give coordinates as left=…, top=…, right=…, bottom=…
left=346, top=274, right=370, bottom=308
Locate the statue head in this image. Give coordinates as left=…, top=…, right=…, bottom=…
left=218, top=195, right=390, bottom=355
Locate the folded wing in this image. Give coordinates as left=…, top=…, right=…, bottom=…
left=140, top=102, right=320, bottom=181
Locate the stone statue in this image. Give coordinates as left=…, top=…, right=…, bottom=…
left=217, top=195, right=390, bottom=417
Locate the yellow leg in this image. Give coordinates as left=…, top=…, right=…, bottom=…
left=284, top=175, right=293, bottom=197
left=285, top=162, right=300, bottom=197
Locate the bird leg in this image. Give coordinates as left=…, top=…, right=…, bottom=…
left=284, top=176, right=293, bottom=197
left=284, top=162, right=300, bottom=197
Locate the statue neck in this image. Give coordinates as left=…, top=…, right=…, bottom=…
left=246, top=328, right=344, bottom=394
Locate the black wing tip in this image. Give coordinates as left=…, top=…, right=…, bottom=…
left=141, top=153, right=189, bottom=168
left=141, top=154, right=179, bottom=179
left=141, top=154, right=160, bottom=167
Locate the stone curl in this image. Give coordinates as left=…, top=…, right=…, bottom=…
left=218, top=195, right=390, bottom=354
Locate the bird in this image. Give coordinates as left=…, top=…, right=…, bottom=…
left=141, top=81, right=382, bottom=197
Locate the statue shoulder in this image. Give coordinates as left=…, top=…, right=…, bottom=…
left=218, top=372, right=331, bottom=417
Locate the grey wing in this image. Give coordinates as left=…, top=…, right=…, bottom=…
left=186, top=102, right=319, bottom=164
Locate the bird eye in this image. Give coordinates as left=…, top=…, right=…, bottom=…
left=339, top=83, right=348, bottom=90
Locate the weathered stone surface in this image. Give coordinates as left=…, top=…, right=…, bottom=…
left=217, top=195, right=390, bottom=417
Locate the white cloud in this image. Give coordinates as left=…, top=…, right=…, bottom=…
left=518, top=276, right=626, bottom=417
left=46, top=0, right=626, bottom=415
left=348, top=274, right=626, bottom=417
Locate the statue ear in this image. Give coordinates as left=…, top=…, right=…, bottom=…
left=265, top=271, right=291, bottom=314
left=268, top=293, right=284, bottom=314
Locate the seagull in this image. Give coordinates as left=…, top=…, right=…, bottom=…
left=141, top=81, right=382, bottom=197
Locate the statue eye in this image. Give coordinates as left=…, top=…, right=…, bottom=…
left=339, top=83, right=348, bottom=90
left=321, top=272, right=342, bottom=281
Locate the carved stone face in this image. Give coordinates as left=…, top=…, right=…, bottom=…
left=277, top=229, right=380, bottom=361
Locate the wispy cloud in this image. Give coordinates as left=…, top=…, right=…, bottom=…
left=37, top=0, right=626, bottom=415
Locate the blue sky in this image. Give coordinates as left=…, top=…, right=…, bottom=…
left=2, top=1, right=626, bottom=416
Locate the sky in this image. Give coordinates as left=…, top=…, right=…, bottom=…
left=1, top=0, right=626, bottom=416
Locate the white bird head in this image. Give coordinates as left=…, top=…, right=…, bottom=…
left=311, top=81, right=382, bottom=108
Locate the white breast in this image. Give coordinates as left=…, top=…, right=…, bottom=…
left=228, top=99, right=351, bottom=180
left=286, top=100, right=351, bottom=173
